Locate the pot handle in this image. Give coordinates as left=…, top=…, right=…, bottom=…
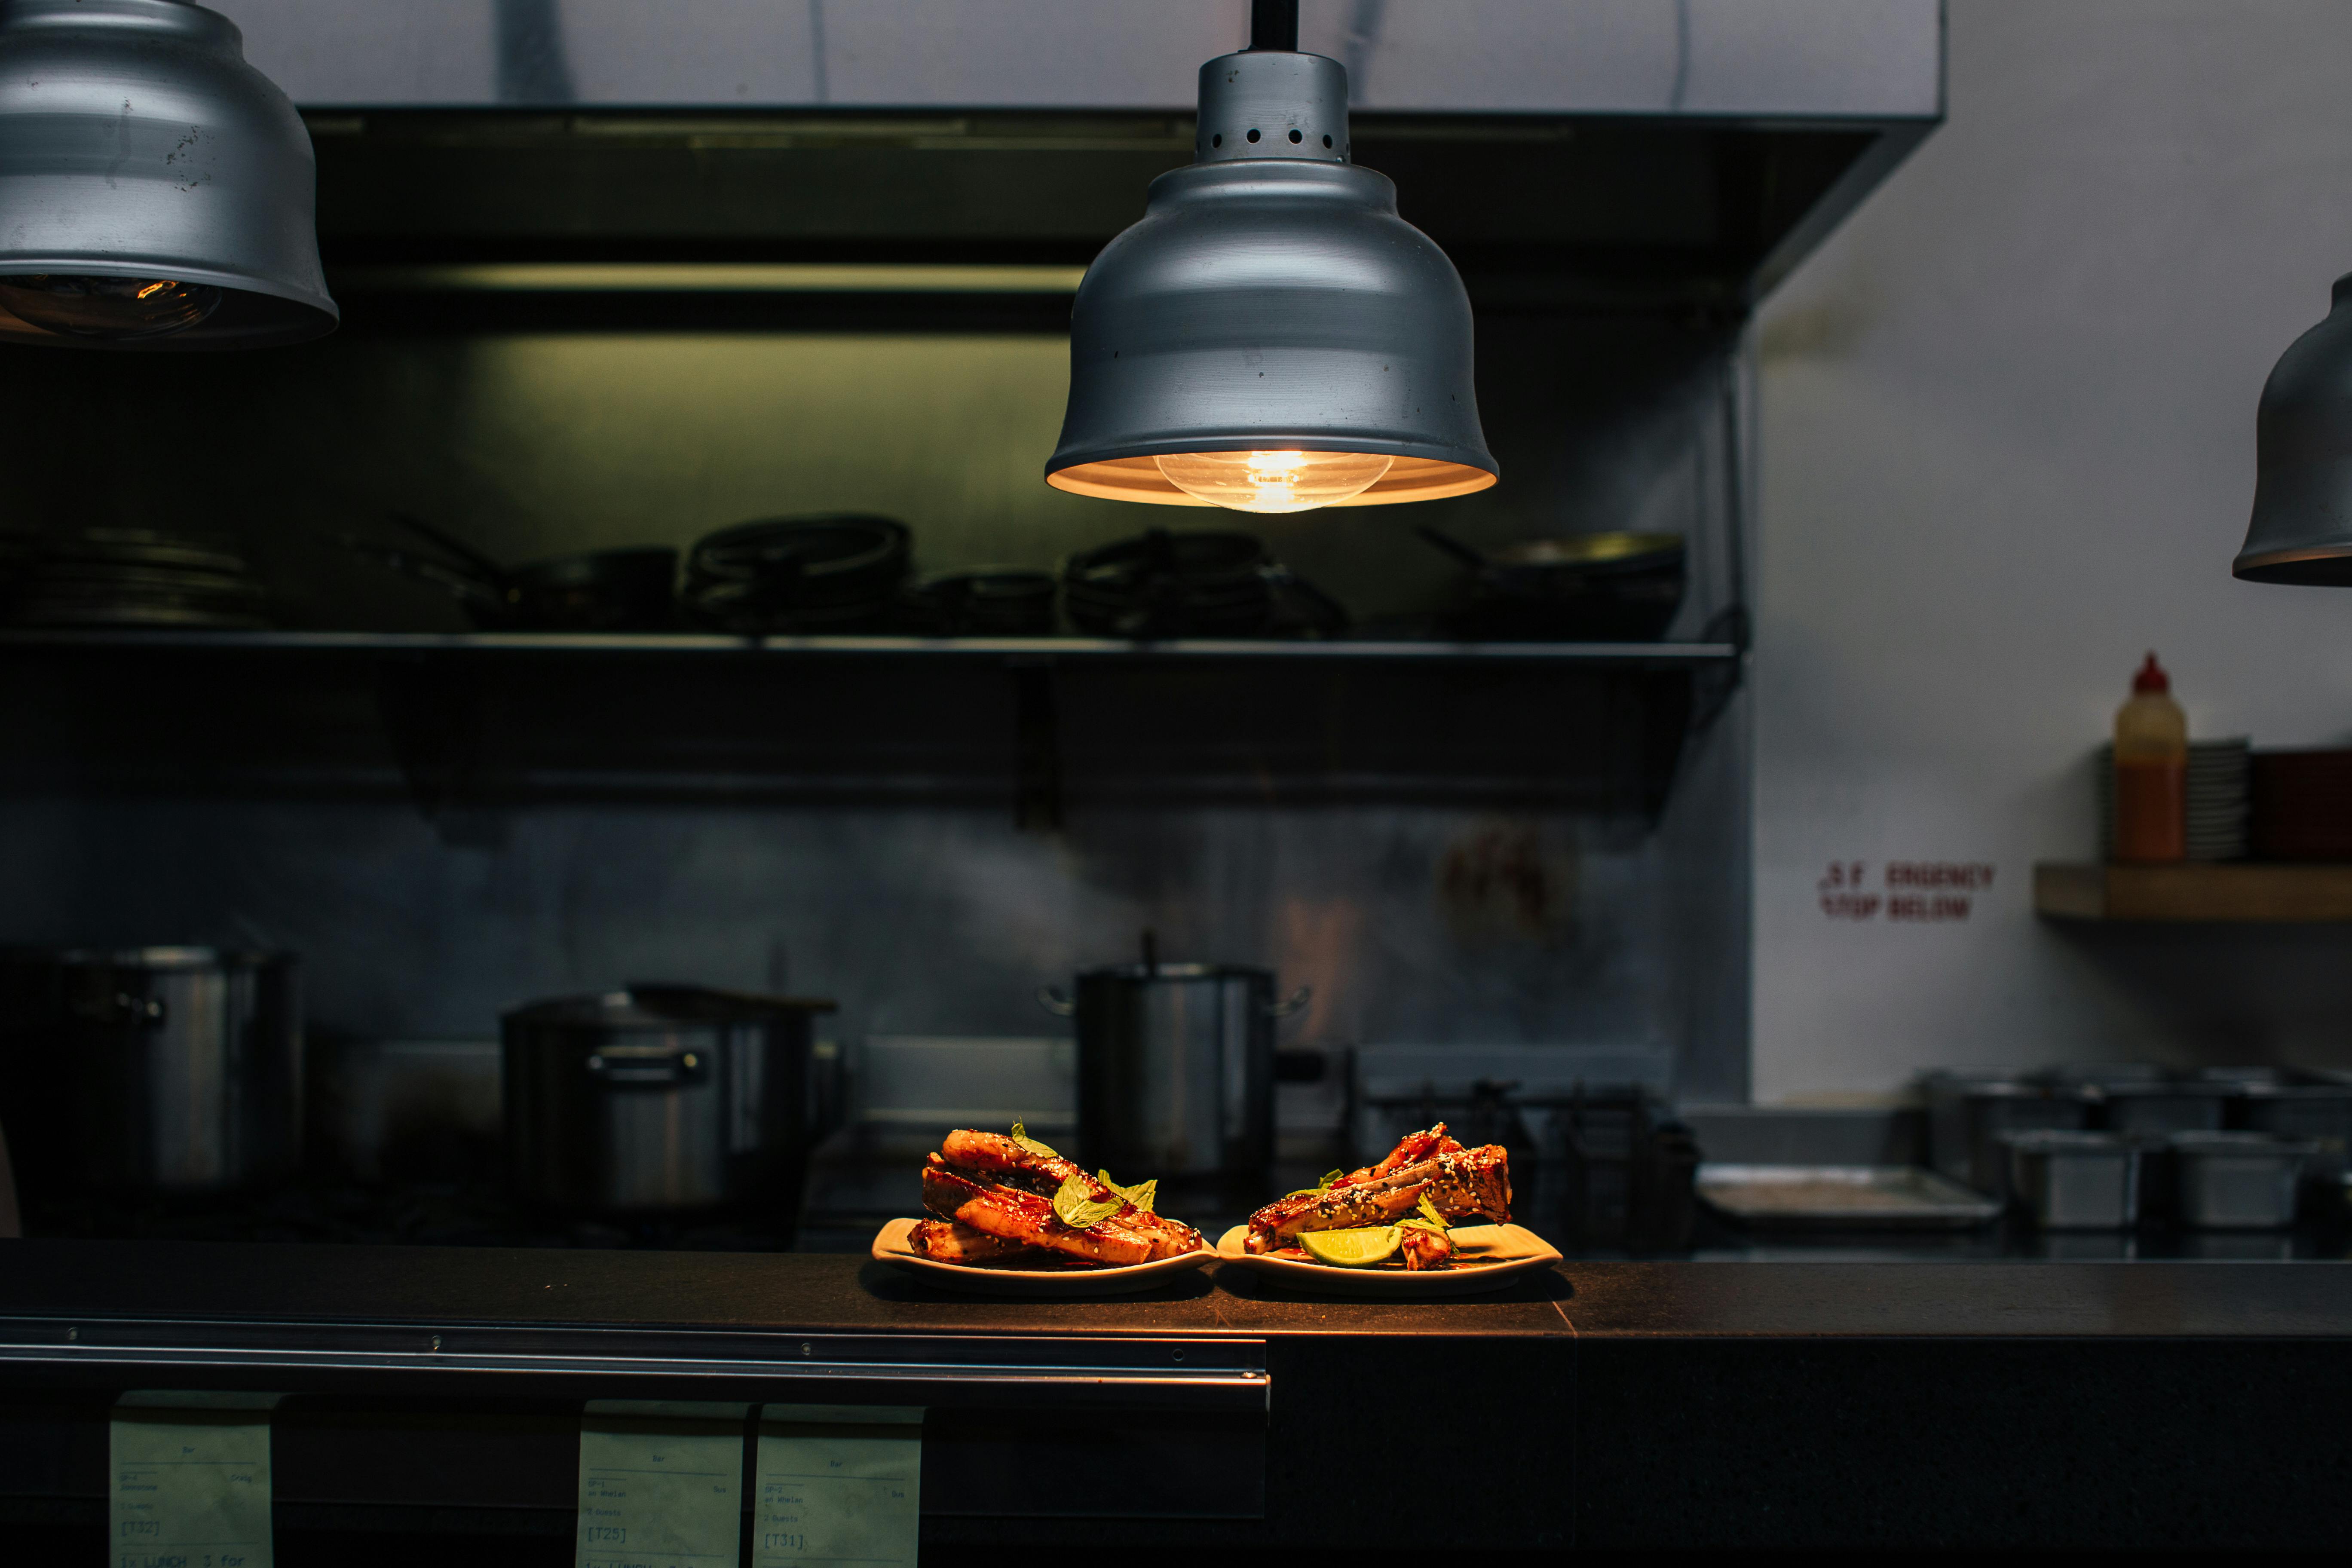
left=1037, top=987, right=1077, bottom=1018
left=1265, top=985, right=1313, bottom=1021
left=584, top=1047, right=710, bottom=1086
left=76, top=991, right=164, bottom=1028
left=1415, top=524, right=1491, bottom=573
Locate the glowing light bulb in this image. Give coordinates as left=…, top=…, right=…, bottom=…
left=0, top=273, right=222, bottom=341
left=1154, top=449, right=1394, bottom=514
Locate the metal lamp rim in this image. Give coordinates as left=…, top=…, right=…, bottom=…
left=1047, top=453, right=1497, bottom=508
left=0, top=257, right=337, bottom=322
left=2232, top=542, right=2352, bottom=580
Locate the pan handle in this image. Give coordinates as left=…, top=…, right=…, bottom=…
left=1260, top=565, right=1352, bottom=638
left=386, top=512, right=512, bottom=586
left=343, top=537, right=512, bottom=617
left=1265, top=985, right=1313, bottom=1021
left=1037, top=987, right=1077, bottom=1018
left=1414, top=525, right=1490, bottom=572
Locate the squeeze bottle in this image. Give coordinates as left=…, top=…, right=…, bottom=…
left=2112, top=653, right=2187, bottom=863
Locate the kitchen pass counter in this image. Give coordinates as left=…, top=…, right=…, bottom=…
left=0, top=1243, right=2347, bottom=1554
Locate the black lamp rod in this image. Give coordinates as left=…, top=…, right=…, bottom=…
left=1249, top=0, right=1299, bottom=52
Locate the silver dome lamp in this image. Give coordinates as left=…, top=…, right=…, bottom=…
left=2237, top=273, right=2352, bottom=583
left=1045, top=0, right=1497, bottom=515
left=0, top=0, right=336, bottom=349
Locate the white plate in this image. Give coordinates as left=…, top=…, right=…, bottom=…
left=1212, top=1223, right=1562, bottom=1297
left=869, top=1217, right=1215, bottom=1295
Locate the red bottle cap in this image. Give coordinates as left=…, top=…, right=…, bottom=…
left=2132, top=652, right=2170, bottom=694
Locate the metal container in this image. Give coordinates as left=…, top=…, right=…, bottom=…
left=2037, top=1064, right=2230, bottom=1136
left=1044, top=956, right=1308, bottom=1182
left=0, top=946, right=301, bottom=1198
left=503, top=985, right=833, bottom=1219
left=2165, top=1131, right=2313, bottom=1230
left=2091, top=1082, right=2232, bottom=1137
left=2003, top=1131, right=2142, bottom=1230
left=1925, top=1075, right=2092, bottom=1198
left=1696, top=1164, right=2003, bottom=1231
left=2237, top=1080, right=2352, bottom=1186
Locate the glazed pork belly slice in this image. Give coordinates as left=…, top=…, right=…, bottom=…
left=908, top=1219, right=1031, bottom=1265
left=1363, top=1123, right=1464, bottom=1179
left=920, top=1166, right=1157, bottom=1266
left=1243, top=1143, right=1511, bottom=1253
left=940, top=1128, right=1089, bottom=1194
left=935, top=1131, right=1206, bottom=1254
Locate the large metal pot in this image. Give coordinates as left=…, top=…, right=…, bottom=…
left=0, top=946, right=302, bottom=1199
left=1044, top=952, right=1308, bottom=1182
left=502, top=984, right=834, bottom=1220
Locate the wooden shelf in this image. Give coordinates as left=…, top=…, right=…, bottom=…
left=2035, top=862, right=2352, bottom=923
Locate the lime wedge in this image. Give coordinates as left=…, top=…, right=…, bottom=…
left=1300, top=1226, right=1403, bottom=1268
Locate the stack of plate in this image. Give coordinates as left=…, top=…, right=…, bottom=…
left=2096, top=738, right=2250, bottom=861
left=7, top=526, right=271, bottom=629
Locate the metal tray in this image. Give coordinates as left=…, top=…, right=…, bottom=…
left=1697, top=1164, right=2003, bottom=1230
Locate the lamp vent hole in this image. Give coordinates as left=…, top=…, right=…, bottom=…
left=1212, top=133, right=1222, bottom=147
left=1246, top=128, right=1260, bottom=143
left=1323, top=134, right=1333, bottom=147
left=1288, top=129, right=1302, bottom=143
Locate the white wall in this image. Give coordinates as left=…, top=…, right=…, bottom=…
left=1754, top=0, right=2352, bottom=1100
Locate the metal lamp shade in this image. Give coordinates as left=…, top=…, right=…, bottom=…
left=2238, top=273, right=2352, bottom=584
left=0, top=0, right=336, bottom=350
left=1045, top=50, right=1497, bottom=509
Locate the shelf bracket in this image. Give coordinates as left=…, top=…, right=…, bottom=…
left=1011, top=658, right=1063, bottom=831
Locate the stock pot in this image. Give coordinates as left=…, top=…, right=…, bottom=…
left=0, top=946, right=302, bottom=1200
left=503, top=984, right=834, bottom=1220
left=1044, top=951, right=1308, bottom=1181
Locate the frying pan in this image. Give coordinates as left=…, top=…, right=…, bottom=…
left=1417, top=525, right=1685, bottom=641
left=352, top=515, right=679, bottom=632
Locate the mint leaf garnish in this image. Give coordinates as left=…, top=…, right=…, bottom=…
left=1098, top=1170, right=1157, bottom=1213
left=1050, top=1171, right=1124, bottom=1231
left=1009, top=1121, right=1062, bottom=1161
left=1400, top=1194, right=1452, bottom=1236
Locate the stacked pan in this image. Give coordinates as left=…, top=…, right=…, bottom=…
left=5, top=526, right=270, bottom=629
left=894, top=568, right=1059, bottom=636
left=684, top=514, right=911, bottom=633
left=352, top=515, right=680, bottom=632
left=1062, top=527, right=1346, bottom=639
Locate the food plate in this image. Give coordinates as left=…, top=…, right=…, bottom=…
left=1213, top=1223, right=1562, bottom=1296
left=870, top=1218, right=1216, bottom=1295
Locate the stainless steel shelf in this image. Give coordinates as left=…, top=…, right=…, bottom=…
left=0, top=629, right=1738, bottom=665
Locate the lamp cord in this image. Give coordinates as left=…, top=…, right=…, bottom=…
left=1249, top=0, right=1299, bottom=52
